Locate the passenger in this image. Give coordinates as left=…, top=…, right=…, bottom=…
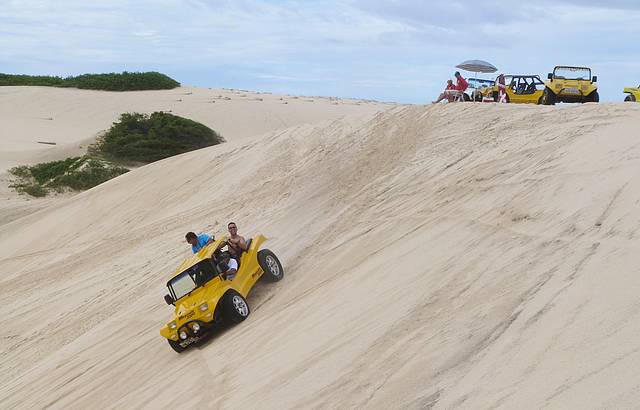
left=220, top=251, right=238, bottom=281
left=226, top=222, right=248, bottom=259
left=185, top=231, right=214, bottom=254
left=432, top=79, right=456, bottom=104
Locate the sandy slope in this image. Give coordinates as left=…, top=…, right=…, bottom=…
left=1, top=98, right=640, bottom=409
left=0, top=86, right=386, bottom=225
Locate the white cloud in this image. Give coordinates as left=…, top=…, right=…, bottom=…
left=0, top=0, right=638, bottom=102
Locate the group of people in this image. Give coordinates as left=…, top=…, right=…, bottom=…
left=432, top=71, right=469, bottom=104
left=184, top=222, right=248, bottom=280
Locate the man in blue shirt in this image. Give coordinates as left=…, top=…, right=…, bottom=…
left=185, top=231, right=214, bottom=254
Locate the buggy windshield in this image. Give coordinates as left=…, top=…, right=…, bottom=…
left=467, top=78, right=494, bottom=89
left=168, top=260, right=217, bottom=300
left=554, top=67, right=591, bottom=81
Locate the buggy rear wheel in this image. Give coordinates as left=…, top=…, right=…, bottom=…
left=542, top=88, right=556, bottom=105
left=258, top=249, right=284, bottom=282
left=586, top=91, right=599, bottom=103
left=625, top=94, right=636, bottom=102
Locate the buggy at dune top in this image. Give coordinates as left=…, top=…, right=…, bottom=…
left=159, top=235, right=283, bottom=353
left=473, top=75, right=545, bottom=104
left=448, top=60, right=601, bottom=105
left=624, top=85, right=640, bottom=102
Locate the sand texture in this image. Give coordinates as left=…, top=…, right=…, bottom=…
left=1, top=87, right=640, bottom=409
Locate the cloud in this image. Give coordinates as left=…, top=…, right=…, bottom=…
left=0, top=0, right=638, bottom=102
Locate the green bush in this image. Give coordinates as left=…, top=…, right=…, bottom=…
left=11, top=183, right=48, bottom=198
left=28, top=157, right=85, bottom=184
left=54, top=158, right=129, bottom=190
left=8, top=157, right=129, bottom=197
left=91, top=112, right=224, bottom=163
left=0, top=71, right=179, bottom=91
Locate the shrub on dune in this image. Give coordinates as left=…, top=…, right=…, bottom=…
left=9, top=157, right=129, bottom=197
left=9, top=112, right=223, bottom=197
left=91, top=112, right=224, bottom=163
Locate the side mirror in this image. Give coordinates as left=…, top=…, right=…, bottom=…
left=547, top=73, right=553, bottom=80
left=164, top=294, right=174, bottom=305
left=592, top=76, right=597, bottom=83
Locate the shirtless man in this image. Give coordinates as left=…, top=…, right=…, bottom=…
left=226, top=222, right=248, bottom=259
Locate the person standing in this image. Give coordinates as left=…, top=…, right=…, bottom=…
left=454, top=71, right=469, bottom=93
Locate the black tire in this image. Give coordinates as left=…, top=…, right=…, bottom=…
left=504, top=94, right=510, bottom=104
left=492, top=91, right=499, bottom=102
left=168, top=339, right=185, bottom=353
left=258, top=249, right=284, bottom=282
left=462, top=93, right=471, bottom=102
left=625, top=94, right=635, bottom=102
left=587, top=91, right=599, bottom=103
left=542, top=88, right=556, bottom=105
left=222, top=290, right=250, bottom=324
left=474, top=92, right=482, bottom=102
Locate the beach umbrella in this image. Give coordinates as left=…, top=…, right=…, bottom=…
left=456, top=59, right=498, bottom=73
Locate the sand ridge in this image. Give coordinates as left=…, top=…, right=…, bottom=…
left=1, top=93, right=640, bottom=408
left=0, top=86, right=388, bottom=226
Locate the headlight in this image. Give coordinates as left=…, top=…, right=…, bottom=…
left=169, top=321, right=177, bottom=329
left=179, top=331, right=188, bottom=340
left=192, top=323, right=201, bottom=332
left=199, top=303, right=209, bottom=312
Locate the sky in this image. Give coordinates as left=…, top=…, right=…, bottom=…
left=1, top=0, right=639, bottom=103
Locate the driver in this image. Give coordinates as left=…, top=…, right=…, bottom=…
left=226, top=222, right=248, bottom=260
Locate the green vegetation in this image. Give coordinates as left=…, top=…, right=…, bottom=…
left=0, top=71, right=180, bottom=91
left=9, top=157, right=129, bottom=197
left=9, top=112, right=223, bottom=197
left=90, top=112, right=224, bottom=163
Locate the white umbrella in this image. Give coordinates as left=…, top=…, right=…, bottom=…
left=455, top=60, right=498, bottom=102
left=456, top=59, right=498, bottom=73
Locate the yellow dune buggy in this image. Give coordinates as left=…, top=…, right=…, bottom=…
left=160, top=234, right=283, bottom=353
left=541, top=66, right=599, bottom=105
left=624, top=86, right=640, bottom=102
left=479, top=74, right=545, bottom=104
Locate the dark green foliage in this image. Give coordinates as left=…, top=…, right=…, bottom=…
left=0, top=74, right=65, bottom=87
left=0, top=72, right=179, bottom=91
left=91, top=112, right=224, bottom=163
left=54, top=158, right=129, bottom=190
left=12, top=184, right=48, bottom=198
left=28, top=157, right=85, bottom=184
left=8, top=157, right=129, bottom=197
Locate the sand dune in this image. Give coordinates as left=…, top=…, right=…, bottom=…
left=1, top=92, right=640, bottom=409
left=0, top=86, right=387, bottom=225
